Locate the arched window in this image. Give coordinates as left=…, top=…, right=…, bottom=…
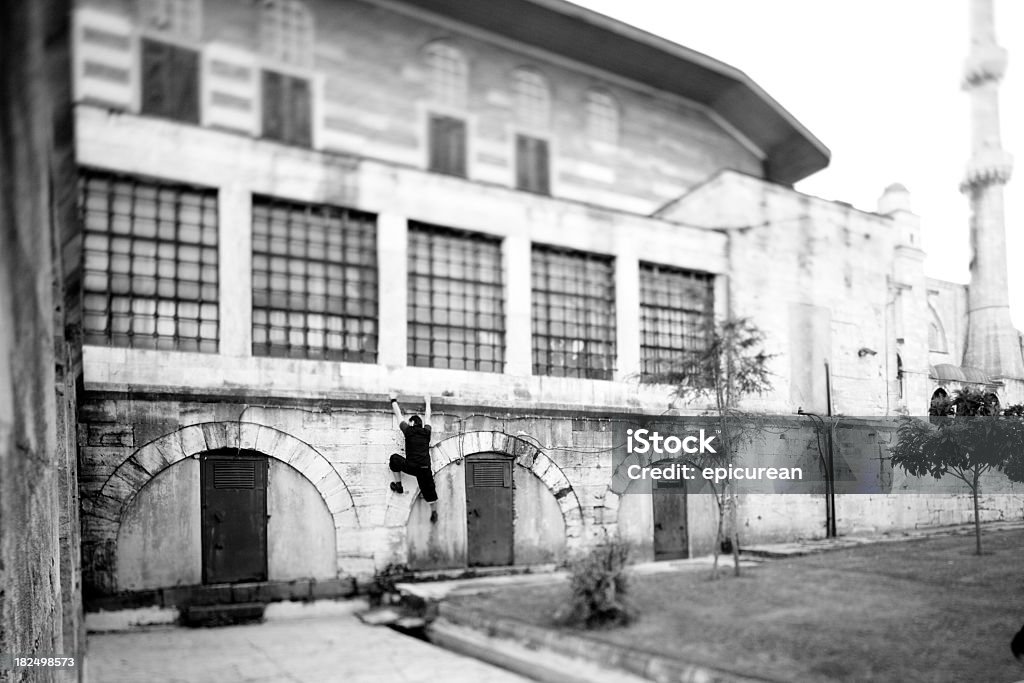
left=425, top=42, right=468, bottom=108
left=513, top=68, right=551, bottom=129
left=261, top=0, right=314, bottom=67
left=585, top=89, right=618, bottom=144
left=139, top=0, right=202, bottom=40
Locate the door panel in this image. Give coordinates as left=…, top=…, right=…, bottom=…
left=465, top=457, right=513, bottom=567
left=201, top=452, right=268, bottom=584
left=653, top=477, right=688, bottom=561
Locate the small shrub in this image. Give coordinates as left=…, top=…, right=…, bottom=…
left=556, top=541, right=635, bottom=629
left=368, top=562, right=410, bottom=607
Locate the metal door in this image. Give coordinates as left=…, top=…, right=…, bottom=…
left=201, top=450, right=268, bottom=584
left=465, top=457, right=513, bottom=567
left=653, top=477, right=688, bottom=560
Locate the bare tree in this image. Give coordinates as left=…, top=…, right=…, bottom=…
left=668, top=317, right=774, bottom=577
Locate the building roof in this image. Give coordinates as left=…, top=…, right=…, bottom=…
left=398, top=0, right=831, bottom=185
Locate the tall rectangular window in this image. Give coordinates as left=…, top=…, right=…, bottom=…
left=428, top=114, right=467, bottom=178
left=251, top=197, right=377, bottom=361
left=408, top=223, right=504, bottom=372
left=516, top=134, right=550, bottom=195
left=141, top=38, right=200, bottom=123
left=639, top=263, right=714, bottom=383
left=531, top=245, right=615, bottom=379
left=80, top=170, right=219, bottom=351
left=262, top=70, right=312, bottom=147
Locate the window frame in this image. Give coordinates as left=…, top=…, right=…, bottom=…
left=250, top=195, right=379, bottom=362
left=79, top=167, right=220, bottom=353
left=638, top=262, right=715, bottom=384
left=531, top=244, right=616, bottom=380
left=407, top=222, right=505, bottom=373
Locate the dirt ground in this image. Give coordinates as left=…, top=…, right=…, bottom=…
left=452, top=528, right=1024, bottom=682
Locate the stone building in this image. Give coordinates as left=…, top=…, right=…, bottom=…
left=69, top=0, right=1024, bottom=608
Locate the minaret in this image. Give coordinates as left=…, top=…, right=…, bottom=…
left=960, top=0, right=1024, bottom=378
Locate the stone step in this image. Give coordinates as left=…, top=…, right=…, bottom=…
left=182, top=602, right=265, bottom=627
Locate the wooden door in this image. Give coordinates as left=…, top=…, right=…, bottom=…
left=465, top=457, right=513, bottom=567
left=201, top=451, right=268, bottom=584
left=653, top=477, right=688, bottom=561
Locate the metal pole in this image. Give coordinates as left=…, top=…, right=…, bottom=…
left=824, top=362, right=837, bottom=538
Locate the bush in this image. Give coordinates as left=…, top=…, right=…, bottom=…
left=367, top=562, right=410, bottom=607
left=556, top=541, right=635, bottom=629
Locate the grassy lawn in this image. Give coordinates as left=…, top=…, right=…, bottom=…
left=450, top=529, right=1024, bottom=682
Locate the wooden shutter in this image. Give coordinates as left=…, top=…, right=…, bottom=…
left=141, top=39, right=199, bottom=124
left=141, top=39, right=169, bottom=116
left=262, top=70, right=311, bottom=147
left=262, top=70, right=285, bottom=141
left=516, top=135, right=550, bottom=194
left=289, top=76, right=312, bottom=147
left=171, top=45, right=200, bottom=124
left=428, top=115, right=466, bottom=177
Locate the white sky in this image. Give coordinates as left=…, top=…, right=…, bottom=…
left=572, top=0, right=1024, bottom=327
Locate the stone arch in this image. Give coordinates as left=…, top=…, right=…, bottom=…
left=92, top=422, right=358, bottom=561
left=383, top=430, right=584, bottom=548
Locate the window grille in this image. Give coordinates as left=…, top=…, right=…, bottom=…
left=262, top=70, right=312, bottom=147
left=639, top=263, right=714, bottom=383
left=513, top=68, right=550, bottom=129
left=141, top=39, right=200, bottom=123
left=251, top=197, right=378, bottom=362
left=585, top=90, right=619, bottom=144
left=531, top=245, right=615, bottom=379
left=516, top=134, right=549, bottom=194
left=138, top=0, right=201, bottom=40
left=408, top=223, right=504, bottom=372
left=260, top=0, right=313, bottom=67
left=428, top=114, right=468, bottom=177
left=425, top=42, right=468, bottom=108
left=80, top=169, right=219, bottom=352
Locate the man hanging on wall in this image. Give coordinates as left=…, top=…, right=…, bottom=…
left=388, top=393, right=438, bottom=523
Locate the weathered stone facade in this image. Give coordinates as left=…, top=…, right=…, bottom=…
left=68, top=0, right=1024, bottom=604
left=1, top=0, right=84, bottom=676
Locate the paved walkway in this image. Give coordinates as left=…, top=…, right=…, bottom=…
left=87, top=602, right=530, bottom=683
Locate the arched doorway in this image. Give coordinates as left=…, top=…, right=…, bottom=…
left=200, top=449, right=268, bottom=584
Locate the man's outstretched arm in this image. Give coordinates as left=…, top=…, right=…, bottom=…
left=389, top=393, right=404, bottom=423
left=423, top=395, right=432, bottom=428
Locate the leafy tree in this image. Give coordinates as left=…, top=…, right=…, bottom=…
left=890, top=390, right=1024, bottom=555
left=669, top=317, right=775, bottom=577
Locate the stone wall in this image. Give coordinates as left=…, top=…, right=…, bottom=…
left=73, top=0, right=762, bottom=216
left=80, top=398, right=1024, bottom=597
left=0, top=0, right=84, bottom=677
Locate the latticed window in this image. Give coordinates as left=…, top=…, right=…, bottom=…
left=532, top=246, right=615, bottom=379
left=425, top=42, right=468, bottom=108
left=80, top=170, right=219, bottom=352
left=408, top=223, right=504, bottom=372
left=251, top=197, right=378, bottom=362
left=586, top=89, right=619, bottom=144
left=514, top=68, right=551, bottom=129
left=639, top=263, right=714, bottom=383
left=260, top=0, right=314, bottom=67
left=138, top=0, right=201, bottom=40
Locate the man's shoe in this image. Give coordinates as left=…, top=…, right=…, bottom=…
left=390, top=481, right=404, bottom=494
left=430, top=510, right=438, bottom=523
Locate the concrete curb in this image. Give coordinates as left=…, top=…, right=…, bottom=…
left=435, top=603, right=779, bottom=683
